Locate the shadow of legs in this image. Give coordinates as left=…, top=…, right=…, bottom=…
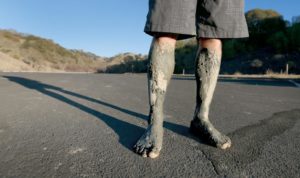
left=3, top=76, right=144, bottom=149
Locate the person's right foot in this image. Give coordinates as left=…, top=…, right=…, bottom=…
left=190, top=119, right=231, bottom=149
left=133, top=124, right=163, bottom=158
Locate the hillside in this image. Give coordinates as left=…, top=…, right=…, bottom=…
left=104, top=53, right=148, bottom=73
left=0, top=30, right=147, bottom=72
left=0, top=51, right=33, bottom=72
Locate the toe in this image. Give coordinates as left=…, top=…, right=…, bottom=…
left=134, top=144, right=144, bottom=154
left=142, top=150, right=148, bottom=158
left=135, top=141, right=143, bottom=148
left=221, top=142, right=231, bottom=150
left=220, top=137, right=232, bottom=150
left=134, top=146, right=139, bottom=153
left=136, top=145, right=145, bottom=154
left=149, top=151, right=160, bottom=159
left=220, top=142, right=231, bottom=149
left=133, top=144, right=137, bottom=150
left=148, top=147, right=161, bottom=159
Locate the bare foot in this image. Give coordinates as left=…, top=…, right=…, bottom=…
left=133, top=125, right=163, bottom=158
left=190, top=119, right=231, bottom=149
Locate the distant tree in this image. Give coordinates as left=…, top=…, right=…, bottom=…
left=287, top=23, right=300, bottom=51
left=246, top=9, right=281, bottom=22
left=105, top=59, right=148, bottom=73
left=268, top=31, right=289, bottom=52
left=245, top=9, right=286, bottom=50
left=292, top=15, right=300, bottom=24
left=246, top=9, right=285, bottom=34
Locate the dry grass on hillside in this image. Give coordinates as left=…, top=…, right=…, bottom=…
left=0, top=30, right=147, bottom=73
left=0, top=30, right=107, bottom=72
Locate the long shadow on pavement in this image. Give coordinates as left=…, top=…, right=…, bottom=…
left=3, top=76, right=192, bottom=150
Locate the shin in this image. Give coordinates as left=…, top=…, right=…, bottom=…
left=190, top=39, right=231, bottom=149
left=134, top=36, right=176, bottom=158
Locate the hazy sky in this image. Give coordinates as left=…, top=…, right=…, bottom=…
left=0, top=0, right=299, bottom=57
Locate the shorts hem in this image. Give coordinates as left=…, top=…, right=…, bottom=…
left=144, top=23, right=196, bottom=40
left=197, top=25, right=249, bottom=39
left=144, top=23, right=249, bottom=39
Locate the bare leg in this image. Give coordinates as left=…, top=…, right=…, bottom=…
left=190, top=38, right=231, bottom=149
left=134, top=35, right=176, bottom=158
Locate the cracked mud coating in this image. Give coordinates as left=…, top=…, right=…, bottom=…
left=134, top=39, right=175, bottom=158
left=190, top=48, right=231, bottom=149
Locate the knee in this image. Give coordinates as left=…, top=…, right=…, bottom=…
left=199, top=38, right=222, bottom=50
left=154, top=33, right=177, bottom=47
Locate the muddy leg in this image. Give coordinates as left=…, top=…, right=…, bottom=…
left=134, top=36, right=176, bottom=158
left=190, top=39, right=231, bottom=149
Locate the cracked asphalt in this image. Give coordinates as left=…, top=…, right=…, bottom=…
left=0, top=73, right=300, bottom=177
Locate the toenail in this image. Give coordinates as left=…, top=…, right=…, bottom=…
left=149, top=152, right=159, bottom=159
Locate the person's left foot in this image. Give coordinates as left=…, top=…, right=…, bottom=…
left=190, top=119, right=231, bottom=149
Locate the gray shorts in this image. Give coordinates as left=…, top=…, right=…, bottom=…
left=144, top=0, right=249, bottom=40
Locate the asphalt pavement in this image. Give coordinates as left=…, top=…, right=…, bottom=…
left=0, top=73, right=299, bottom=177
